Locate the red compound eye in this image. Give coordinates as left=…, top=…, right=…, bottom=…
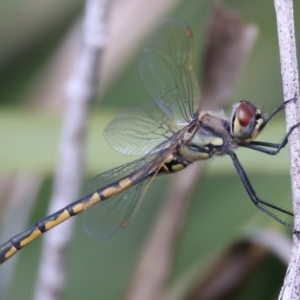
left=237, top=102, right=256, bottom=127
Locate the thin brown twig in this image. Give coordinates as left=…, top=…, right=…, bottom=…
left=29, top=0, right=182, bottom=112
left=274, top=1, right=300, bottom=300
left=33, top=1, right=109, bottom=300
left=125, top=163, right=203, bottom=300
left=185, top=240, right=269, bottom=300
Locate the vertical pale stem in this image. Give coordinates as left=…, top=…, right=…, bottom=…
left=33, top=1, right=109, bottom=300
left=274, top=1, right=300, bottom=299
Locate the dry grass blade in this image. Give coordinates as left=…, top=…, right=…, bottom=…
left=0, top=174, right=43, bottom=300
left=184, top=241, right=269, bottom=300
left=125, top=163, right=203, bottom=300
left=33, top=1, right=109, bottom=300
left=201, top=0, right=258, bottom=109
left=28, top=0, right=182, bottom=112
left=274, top=1, right=300, bottom=299
left=182, top=229, right=292, bottom=300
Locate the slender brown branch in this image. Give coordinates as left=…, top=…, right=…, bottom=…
left=274, top=1, right=300, bottom=300
left=125, top=163, right=203, bottom=300
left=29, top=0, right=183, bottom=111
left=202, top=1, right=257, bottom=108
left=183, top=229, right=292, bottom=300
left=33, top=1, right=109, bottom=299
left=185, top=240, right=269, bottom=300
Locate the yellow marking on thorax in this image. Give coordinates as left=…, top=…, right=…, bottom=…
left=171, top=164, right=185, bottom=172
left=20, top=228, right=42, bottom=247
left=83, top=192, right=101, bottom=209
left=164, top=154, right=174, bottom=163
left=179, top=145, right=210, bottom=161
left=102, top=178, right=133, bottom=198
left=211, top=137, right=224, bottom=146
left=160, top=154, right=177, bottom=173
left=4, top=246, right=17, bottom=259
left=45, top=209, right=70, bottom=230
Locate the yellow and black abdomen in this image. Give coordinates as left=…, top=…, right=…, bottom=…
left=0, top=192, right=96, bottom=264
left=0, top=176, right=136, bottom=264
left=0, top=152, right=186, bottom=264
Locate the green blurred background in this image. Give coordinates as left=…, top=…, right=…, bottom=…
left=0, top=0, right=299, bottom=299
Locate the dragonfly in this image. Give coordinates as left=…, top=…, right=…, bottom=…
left=0, top=18, right=298, bottom=265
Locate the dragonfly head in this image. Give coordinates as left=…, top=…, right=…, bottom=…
left=230, top=101, right=264, bottom=142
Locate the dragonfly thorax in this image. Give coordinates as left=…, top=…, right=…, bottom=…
left=178, top=113, right=233, bottom=162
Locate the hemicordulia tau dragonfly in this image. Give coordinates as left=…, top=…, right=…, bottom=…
left=0, top=18, right=298, bottom=265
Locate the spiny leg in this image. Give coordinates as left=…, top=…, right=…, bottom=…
left=228, top=151, right=296, bottom=232
left=241, top=121, right=300, bottom=155
left=259, top=96, right=297, bottom=131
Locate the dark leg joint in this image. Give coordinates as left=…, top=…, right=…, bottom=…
left=293, top=229, right=300, bottom=237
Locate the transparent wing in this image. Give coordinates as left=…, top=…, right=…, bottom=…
left=83, top=152, right=166, bottom=240
left=84, top=152, right=156, bottom=196
left=84, top=178, right=151, bottom=240
left=104, top=102, right=181, bottom=155
left=140, top=17, right=201, bottom=125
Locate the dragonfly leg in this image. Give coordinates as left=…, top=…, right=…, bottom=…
left=228, top=151, right=296, bottom=232
left=259, top=96, right=297, bottom=131
left=241, top=121, right=300, bottom=155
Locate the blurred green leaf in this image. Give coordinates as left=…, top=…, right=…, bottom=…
left=0, top=108, right=291, bottom=176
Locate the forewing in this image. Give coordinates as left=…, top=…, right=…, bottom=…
left=140, top=17, right=201, bottom=125
left=84, top=153, right=156, bottom=195
left=104, top=102, right=180, bottom=155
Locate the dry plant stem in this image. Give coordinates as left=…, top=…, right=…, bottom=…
left=201, top=1, right=258, bottom=108
left=184, top=230, right=292, bottom=300
left=0, top=174, right=42, bottom=300
left=185, top=241, right=269, bottom=300
left=33, top=1, right=108, bottom=300
left=274, top=1, right=300, bottom=300
left=126, top=3, right=258, bottom=300
left=30, top=0, right=182, bottom=111
left=125, top=163, right=203, bottom=300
